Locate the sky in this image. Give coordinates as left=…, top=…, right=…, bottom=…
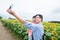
left=0, top=0, right=60, bottom=21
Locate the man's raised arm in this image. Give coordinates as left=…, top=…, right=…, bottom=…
left=7, top=9, right=26, bottom=24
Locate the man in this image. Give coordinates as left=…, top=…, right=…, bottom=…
left=7, top=9, right=44, bottom=40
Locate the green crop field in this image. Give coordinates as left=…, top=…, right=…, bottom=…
left=1, top=19, right=60, bottom=40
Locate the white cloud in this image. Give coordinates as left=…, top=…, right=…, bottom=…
left=0, top=0, right=60, bottom=21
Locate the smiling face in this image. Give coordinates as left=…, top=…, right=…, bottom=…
left=32, top=14, right=43, bottom=24
left=35, top=16, right=42, bottom=23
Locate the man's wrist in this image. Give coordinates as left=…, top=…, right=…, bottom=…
left=13, top=13, right=16, bottom=16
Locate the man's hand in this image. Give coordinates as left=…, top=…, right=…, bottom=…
left=7, top=9, right=16, bottom=16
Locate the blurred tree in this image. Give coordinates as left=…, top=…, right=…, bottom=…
left=0, top=16, right=2, bottom=19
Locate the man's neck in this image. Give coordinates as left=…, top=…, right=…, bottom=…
left=32, top=21, right=42, bottom=24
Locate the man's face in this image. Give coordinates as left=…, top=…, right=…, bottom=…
left=32, top=16, right=42, bottom=24
left=35, top=16, right=42, bottom=23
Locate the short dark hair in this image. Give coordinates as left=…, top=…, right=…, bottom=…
left=35, top=14, right=43, bottom=21
left=32, top=14, right=43, bottom=21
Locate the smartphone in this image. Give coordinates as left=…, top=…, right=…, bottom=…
left=9, top=4, right=13, bottom=9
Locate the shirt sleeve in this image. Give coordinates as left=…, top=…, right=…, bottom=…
left=23, top=21, right=37, bottom=32
left=24, top=21, right=32, bottom=29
